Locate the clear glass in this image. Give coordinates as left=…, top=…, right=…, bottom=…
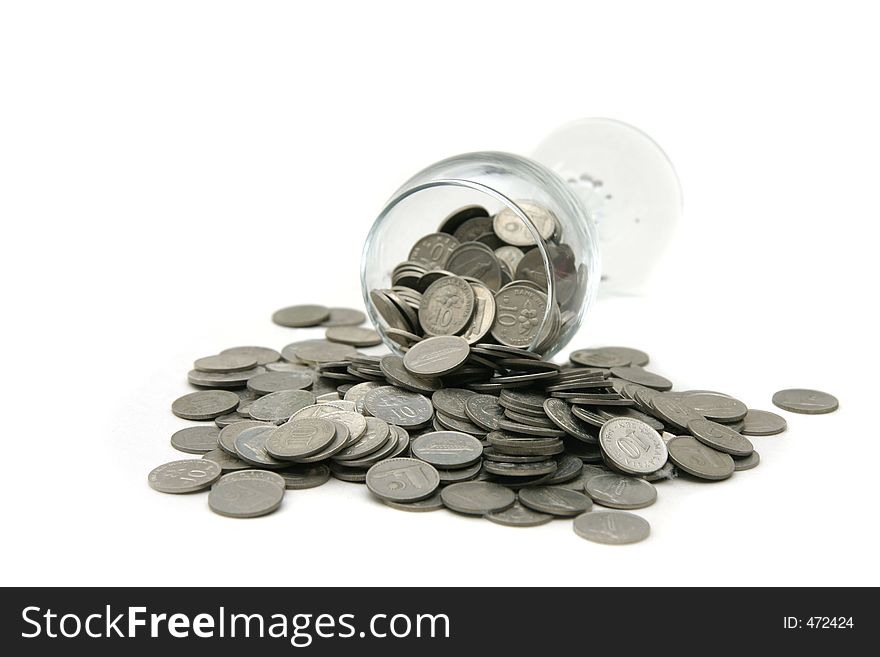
left=360, top=151, right=601, bottom=358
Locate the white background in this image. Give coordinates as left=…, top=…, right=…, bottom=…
left=1, top=1, right=877, bottom=587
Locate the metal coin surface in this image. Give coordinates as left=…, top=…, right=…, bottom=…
left=542, top=454, right=584, bottom=485
left=573, top=511, right=650, bottom=545
left=220, top=346, right=281, bottom=366
left=332, top=416, right=390, bottom=461
left=272, top=304, right=330, bottom=327
left=218, top=420, right=271, bottom=454
left=493, top=200, right=557, bottom=246
left=322, top=307, right=367, bottom=327
left=686, top=418, right=754, bottom=457
left=187, top=366, right=266, bottom=389
left=419, top=276, right=476, bottom=337
left=384, top=491, right=445, bottom=512
left=293, top=420, right=351, bottom=463
left=586, top=474, right=657, bottom=509
left=208, top=470, right=285, bottom=518
left=171, top=390, right=240, bottom=420
left=265, top=418, right=337, bottom=460
left=483, top=460, right=557, bottom=477
left=440, top=481, right=516, bottom=515
left=438, top=205, right=489, bottom=234
left=247, top=389, right=317, bottom=423
left=404, top=335, right=470, bottom=376
left=233, top=426, right=288, bottom=468
left=277, top=463, right=331, bottom=489
left=519, top=486, right=592, bottom=516
left=542, top=398, right=598, bottom=443
left=772, top=388, right=839, bottom=414
left=431, top=388, right=477, bottom=420
left=365, top=458, right=440, bottom=502
left=490, top=284, right=548, bottom=348
left=380, top=355, right=442, bottom=393
left=247, top=370, right=314, bottom=395
left=733, top=451, right=761, bottom=471
left=445, top=243, right=503, bottom=291
left=194, top=353, right=257, bottom=373
left=148, top=459, right=222, bottom=493
left=201, top=448, right=252, bottom=472
left=464, top=394, right=506, bottom=430
left=364, top=386, right=433, bottom=428
left=598, top=417, right=668, bottom=475
left=344, top=381, right=385, bottom=413
left=740, top=409, right=788, bottom=436
left=486, top=501, right=553, bottom=527
left=609, top=366, right=673, bottom=391
left=294, top=340, right=358, bottom=364
left=667, top=436, right=735, bottom=481
left=409, top=232, right=460, bottom=269
left=649, top=394, right=704, bottom=430
left=170, top=426, right=219, bottom=454
left=411, top=431, right=483, bottom=468
left=682, top=391, right=748, bottom=422
left=325, top=326, right=382, bottom=347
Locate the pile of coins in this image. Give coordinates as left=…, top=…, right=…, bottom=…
left=149, top=304, right=839, bottom=545
left=370, top=202, right=587, bottom=354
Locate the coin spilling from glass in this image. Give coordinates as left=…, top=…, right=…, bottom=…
left=149, top=304, right=836, bottom=544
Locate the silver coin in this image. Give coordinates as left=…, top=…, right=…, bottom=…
left=233, top=426, right=288, bottom=468
left=452, top=216, right=494, bottom=243
left=686, top=418, right=754, bottom=457
left=486, top=501, right=553, bottom=527
left=214, top=412, right=249, bottom=428
left=490, top=284, right=548, bottom=348
left=435, top=411, right=487, bottom=436
left=293, top=340, right=358, bottom=364
left=343, top=381, right=384, bottom=413
left=436, top=460, right=483, bottom=484
left=438, top=205, right=489, bottom=234
left=464, top=394, right=507, bottom=431
left=248, top=389, right=316, bottom=423
left=418, top=276, right=475, bottom=337
left=493, top=200, right=557, bottom=246
left=385, top=328, right=423, bottom=349
left=650, top=394, right=704, bottom=430
left=194, top=353, right=258, bottom=373
left=740, top=409, right=788, bottom=436
left=322, top=307, right=366, bottom=327
left=171, top=390, right=240, bottom=420
left=272, top=304, right=330, bottom=327
left=494, top=246, right=525, bottom=274
left=431, top=388, right=477, bottom=420
left=265, top=418, right=337, bottom=460
left=519, top=486, right=592, bottom=517
left=280, top=339, right=327, bottom=364
left=325, top=326, right=382, bottom=347
left=409, top=232, right=459, bottom=269
left=586, top=473, right=657, bottom=509
left=440, top=481, right=516, bottom=515
left=321, top=410, right=367, bottom=443
left=340, top=425, right=400, bottom=467
left=170, top=426, right=220, bottom=454
left=332, top=416, right=390, bottom=461
left=484, top=459, right=557, bottom=477
left=542, top=398, right=598, bottom=443
left=202, top=448, right=251, bottom=472
left=384, top=491, right=445, bottom=512
left=327, top=460, right=369, bottom=483
left=733, top=451, right=761, bottom=471
left=277, top=463, right=331, bottom=489
left=265, top=361, right=313, bottom=374
left=573, top=511, right=650, bottom=545
left=772, top=388, right=839, bottom=414
left=542, top=454, right=584, bottom=485
left=667, top=436, right=735, bottom=481
left=682, top=391, right=748, bottom=422
left=148, top=459, right=221, bottom=493
left=403, top=335, right=470, bottom=376
left=208, top=470, right=285, bottom=518
left=293, top=420, right=351, bottom=463
left=445, top=243, right=503, bottom=291
left=364, top=386, right=433, bottom=428
left=365, top=457, right=440, bottom=502
left=370, top=290, right=414, bottom=332
left=599, top=418, right=668, bottom=474
left=220, top=346, right=280, bottom=366
left=609, top=366, right=673, bottom=391
left=247, top=370, right=314, bottom=395
left=411, top=431, right=483, bottom=468
left=187, top=366, right=266, bottom=389
left=218, top=420, right=270, bottom=454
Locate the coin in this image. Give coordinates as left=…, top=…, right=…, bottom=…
left=740, top=409, right=787, bottom=436
left=733, top=451, right=761, bottom=471
left=586, top=473, right=657, bottom=509
left=322, top=307, right=367, bottom=327
left=332, top=416, right=390, bottom=461
left=667, top=436, right=735, bottom=481
left=598, top=417, right=667, bottom=475
left=409, top=233, right=459, bottom=269
left=247, top=370, right=314, bottom=394
left=247, top=389, right=316, bottom=423
left=277, top=463, right=331, bottom=489
left=364, top=386, right=433, bottom=428
left=431, top=388, right=477, bottom=420
left=194, top=353, right=258, bottom=373
left=445, top=243, right=503, bottom=291
left=218, top=420, right=270, bottom=454
left=494, top=246, right=525, bottom=274
left=682, top=391, right=748, bottom=422
left=265, top=418, right=337, bottom=460
left=325, top=326, right=382, bottom=347
left=170, top=426, right=220, bottom=454
left=573, top=511, right=650, bottom=545
left=486, top=501, right=553, bottom=527
left=187, top=366, right=266, bottom=389
left=403, top=335, right=470, bottom=376
left=490, top=284, right=548, bottom=348
left=464, top=394, right=507, bottom=430
left=609, top=366, right=673, bottom=391
left=438, top=205, right=489, bottom=234
left=233, top=426, right=288, bottom=468
left=686, top=418, right=754, bottom=457
left=294, top=340, right=358, bottom=364
left=419, top=276, right=475, bottom=337
left=365, top=458, right=440, bottom=502
left=343, top=381, right=384, bottom=413
left=650, top=394, right=704, bottom=430
left=201, top=448, right=252, bottom=472
left=321, top=410, right=367, bottom=443
left=493, top=200, right=557, bottom=246
left=148, top=459, right=221, bottom=493
left=272, top=304, right=331, bottom=327
left=384, top=491, right=445, bottom=512
left=294, top=420, right=351, bottom=463
left=453, top=216, right=493, bottom=243
left=171, top=390, right=240, bottom=421
left=542, top=398, right=598, bottom=443
left=380, top=355, right=442, bottom=393
left=440, top=481, right=516, bottom=515
left=772, top=389, right=839, bottom=414
left=483, top=460, right=558, bottom=477
left=519, top=486, right=592, bottom=516
left=208, top=470, right=285, bottom=518
left=220, top=346, right=280, bottom=366
left=411, top=431, right=483, bottom=468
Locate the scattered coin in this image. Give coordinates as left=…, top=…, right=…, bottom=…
left=772, top=389, right=839, bottom=415
left=201, top=448, right=251, bottom=472
left=681, top=391, right=748, bottom=422
left=586, top=474, right=658, bottom=509
left=519, top=486, right=592, bottom=516
left=233, top=426, right=288, bottom=468
left=208, top=470, right=285, bottom=518
left=325, top=326, right=382, bottom=347
left=322, top=307, right=366, bottom=327
left=667, top=436, right=735, bottom=481
left=366, top=458, right=440, bottom=502
left=171, top=390, right=240, bottom=421
left=403, top=335, right=470, bottom=376
left=384, top=491, right=445, bottom=512
left=220, top=346, right=281, bottom=366
left=170, top=426, right=220, bottom=454
left=265, top=418, right=337, bottom=460
left=733, top=451, right=761, bottom=471
left=364, top=386, right=433, bottom=428
left=609, top=366, right=673, bottom=391
left=419, top=276, right=475, bottom=337
left=272, top=304, right=331, bottom=328
left=740, top=409, right=787, bottom=436
left=247, top=370, right=314, bottom=394
left=187, top=366, right=266, bottom=389
left=599, top=418, right=668, bottom=475
left=686, top=418, right=754, bottom=457
left=411, top=431, right=483, bottom=468
left=278, top=463, right=331, bottom=490
left=573, top=511, right=651, bottom=545
left=148, top=459, right=221, bottom=493
left=440, top=481, right=516, bottom=515
left=248, top=389, right=317, bottom=423
left=218, top=420, right=270, bottom=454
left=486, top=501, right=554, bottom=527
left=194, top=353, right=258, bottom=373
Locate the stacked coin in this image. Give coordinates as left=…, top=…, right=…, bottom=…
left=150, top=307, right=838, bottom=543
left=369, top=202, right=587, bottom=354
